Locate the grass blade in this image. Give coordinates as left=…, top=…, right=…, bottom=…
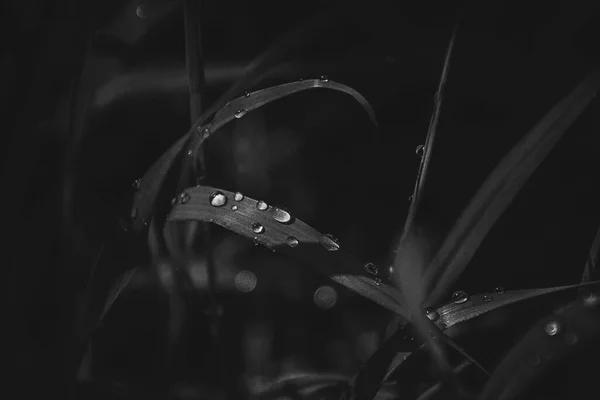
left=478, top=292, right=600, bottom=400
left=131, top=79, right=376, bottom=232
left=432, top=281, right=600, bottom=331
left=425, top=69, right=600, bottom=307
left=168, top=185, right=408, bottom=318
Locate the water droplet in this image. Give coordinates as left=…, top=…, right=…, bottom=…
left=483, top=294, right=493, bottom=302
left=180, top=192, right=190, bottom=204
left=320, top=75, right=329, bottom=82
left=202, top=127, right=210, bottom=137
left=545, top=320, right=561, bottom=336
left=187, top=149, right=193, bottom=156
left=132, top=179, right=141, bottom=189
left=234, top=192, right=244, bottom=201
left=234, top=108, right=247, bottom=118
left=209, top=191, right=227, bottom=207
left=273, top=208, right=293, bottom=224
left=320, top=234, right=340, bottom=251
left=235, top=270, right=257, bottom=293
left=374, top=277, right=382, bottom=286
left=170, top=197, right=177, bottom=206
left=286, top=236, right=299, bottom=247
left=231, top=205, right=238, bottom=211
left=256, top=200, right=268, bottom=211
left=364, top=262, right=379, bottom=276
left=135, top=4, right=148, bottom=18
left=253, top=237, right=259, bottom=246
left=494, top=286, right=505, bottom=294
left=313, top=286, right=337, bottom=309
left=452, top=290, right=469, bottom=304
left=415, top=144, right=424, bottom=157
left=252, top=222, right=265, bottom=234
left=244, top=90, right=251, bottom=97
left=425, top=307, right=439, bottom=321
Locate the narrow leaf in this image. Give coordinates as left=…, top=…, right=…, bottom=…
left=131, top=79, right=376, bottom=232
left=425, top=70, right=600, bottom=307
left=478, top=292, right=600, bottom=400
left=432, top=281, right=600, bottom=331
left=168, top=185, right=408, bottom=318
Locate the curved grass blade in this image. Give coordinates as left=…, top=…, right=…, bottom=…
left=129, top=8, right=335, bottom=231
left=425, top=69, right=600, bottom=307
left=432, top=280, right=600, bottom=331
left=184, top=77, right=378, bottom=172
left=168, top=185, right=408, bottom=318
left=131, top=79, right=376, bottom=231
left=477, top=291, right=600, bottom=400
left=581, top=225, right=600, bottom=283
left=197, top=7, right=333, bottom=133
left=352, top=282, right=600, bottom=400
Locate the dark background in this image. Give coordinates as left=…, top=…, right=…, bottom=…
left=2, top=0, right=599, bottom=398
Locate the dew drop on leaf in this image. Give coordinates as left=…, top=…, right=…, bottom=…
left=244, top=90, right=251, bottom=97
left=273, top=208, right=292, bottom=224
left=483, top=294, right=493, bottom=302
left=452, top=290, right=468, bottom=304
left=132, top=179, right=141, bottom=189
left=252, top=223, right=265, bottom=234
left=180, top=192, right=190, bottom=204
left=494, top=286, right=505, bottom=294
left=234, top=192, right=244, bottom=201
left=170, top=197, right=177, bottom=206
left=286, top=236, right=299, bottom=247
left=545, top=320, right=561, bottom=336
left=320, top=75, right=329, bottom=82
left=234, top=108, right=247, bottom=118
left=415, top=144, right=424, bottom=157
left=209, top=191, right=227, bottom=207
left=424, top=307, right=439, bottom=321
left=256, top=200, right=268, bottom=211
left=364, top=262, right=379, bottom=276
left=320, top=233, right=340, bottom=251
left=231, top=205, right=238, bottom=211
